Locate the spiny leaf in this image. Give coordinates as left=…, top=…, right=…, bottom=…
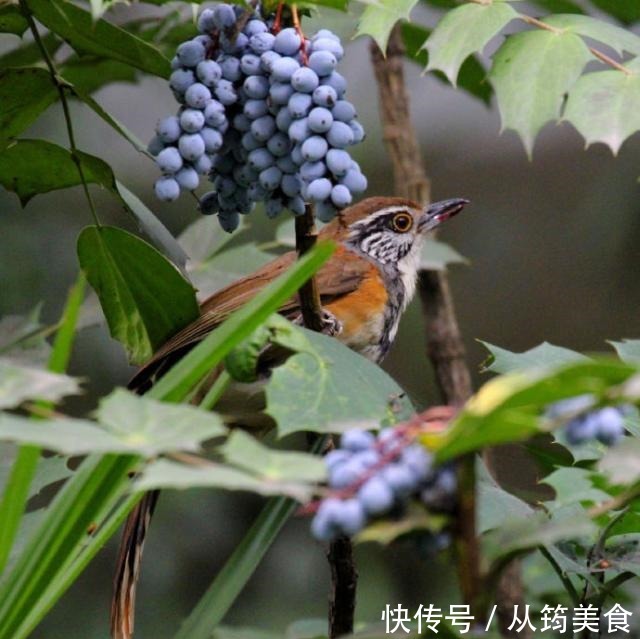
left=545, top=13, right=640, bottom=56
left=356, top=0, right=419, bottom=53
left=0, top=391, right=225, bottom=455
left=490, top=29, right=592, bottom=156
left=402, top=22, right=492, bottom=105
left=0, top=360, right=80, bottom=409
left=480, top=340, right=587, bottom=374
left=609, top=339, right=640, bottom=364
left=77, top=226, right=199, bottom=364
left=564, top=69, right=640, bottom=155
left=136, top=459, right=314, bottom=501
left=424, top=1, right=517, bottom=85
left=266, top=328, right=413, bottom=438
left=221, top=431, right=326, bottom=483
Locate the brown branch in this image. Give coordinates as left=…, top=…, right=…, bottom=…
left=327, top=536, right=358, bottom=639
left=295, top=204, right=357, bottom=634
left=295, top=204, right=325, bottom=331
left=370, top=22, right=486, bottom=621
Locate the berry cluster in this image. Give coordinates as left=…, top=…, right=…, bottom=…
left=311, top=428, right=457, bottom=542
left=148, top=3, right=367, bottom=230
left=547, top=396, right=628, bottom=446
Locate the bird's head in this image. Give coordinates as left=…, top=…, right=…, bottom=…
left=321, top=196, right=469, bottom=267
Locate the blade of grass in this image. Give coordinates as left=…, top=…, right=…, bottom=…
left=0, top=243, right=334, bottom=637
left=174, top=438, right=327, bottom=639
left=0, top=273, right=85, bottom=575
left=149, top=241, right=335, bottom=402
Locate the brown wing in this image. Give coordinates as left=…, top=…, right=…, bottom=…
left=128, top=244, right=369, bottom=391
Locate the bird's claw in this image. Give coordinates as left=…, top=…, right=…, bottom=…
left=319, top=309, right=343, bottom=337
left=293, top=309, right=343, bottom=336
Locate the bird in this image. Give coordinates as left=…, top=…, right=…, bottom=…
left=110, top=195, right=468, bottom=639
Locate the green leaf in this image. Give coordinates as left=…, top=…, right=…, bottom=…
left=420, top=238, right=467, bottom=270
left=61, top=56, right=137, bottom=95
left=0, top=68, right=57, bottom=147
left=0, top=32, right=61, bottom=68
left=116, top=181, right=188, bottom=272
left=0, top=360, right=80, bottom=409
left=424, top=2, right=517, bottom=85
left=563, top=69, right=640, bottom=155
left=542, top=467, right=610, bottom=508
left=0, top=393, right=225, bottom=455
left=24, top=0, right=170, bottom=77
left=436, top=359, right=638, bottom=461
left=609, top=339, right=640, bottom=364
left=477, top=458, right=533, bottom=534
left=531, top=0, right=585, bottom=13
left=0, top=139, right=115, bottom=206
left=221, top=431, right=326, bottom=483
left=489, top=30, right=591, bottom=156
left=599, top=439, right=640, bottom=485
left=0, top=308, right=50, bottom=366
left=174, top=495, right=299, bottom=639
left=480, top=340, right=587, bottom=374
left=136, top=459, right=313, bottom=501
left=356, top=0, right=419, bottom=53
left=355, top=502, right=442, bottom=545
left=77, top=225, right=199, bottom=364
left=149, top=242, right=336, bottom=403
left=212, top=628, right=280, bottom=639
left=95, top=389, right=226, bottom=453
left=545, top=14, right=640, bottom=57
left=188, top=243, right=274, bottom=299
left=266, top=328, right=413, bottom=438
left=0, top=6, right=28, bottom=36
left=587, top=0, right=640, bottom=25
left=179, top=216, right=243, bottom=265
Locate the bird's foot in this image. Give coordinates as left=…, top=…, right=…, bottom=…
left=294, top=309, right=343, bottom=336
left=319, top=309, right=343, bottom=337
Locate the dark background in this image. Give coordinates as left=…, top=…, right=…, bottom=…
left=1, top=3, right=639, bottom=637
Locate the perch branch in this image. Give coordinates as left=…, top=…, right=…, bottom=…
left=295, top=205, right=357, bottom=636
left=19, top=0, right=101, bottom=227
left=370, top=23, right=486, bottom=622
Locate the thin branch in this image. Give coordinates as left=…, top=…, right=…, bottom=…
left=19, top=0, right=101, bottom=227
left=295, top=205, right=325, bottom=331
left=370, top=23, right=485, bottom=618
left=539, top=546, right=581, bottom=606
left=587, top=484, right=640, bottom=519
left=327, top=536, right=358, bottom=639
left=517, top=14, right=633, bottom=75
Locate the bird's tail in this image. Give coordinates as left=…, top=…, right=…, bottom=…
left=110, top=490, right=160, bottom=639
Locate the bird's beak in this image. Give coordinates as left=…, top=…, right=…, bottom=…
left=418, top=198, right=469, bottom=233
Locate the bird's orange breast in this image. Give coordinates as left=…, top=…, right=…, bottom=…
left=325, top=264, right=388, bottom=355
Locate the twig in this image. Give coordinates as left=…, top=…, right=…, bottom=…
left=19, top=0, right=101, bottom=227
left=327, top=536, right=358, bottom=639
left=370, top=22, right=485, bottom=621
left=539, top=546, right=580, bottom=606
left=517, top=14, right=633, bottom=76
left=295, top=204, right=325, bottom=331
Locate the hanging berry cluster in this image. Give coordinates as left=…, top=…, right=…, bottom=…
left=310, top=426, right=458, bottom=542
left=148, top=3, right=368, bottom=231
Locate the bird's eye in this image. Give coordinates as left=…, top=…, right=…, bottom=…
left=391, top=212, right=413, bottom=233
